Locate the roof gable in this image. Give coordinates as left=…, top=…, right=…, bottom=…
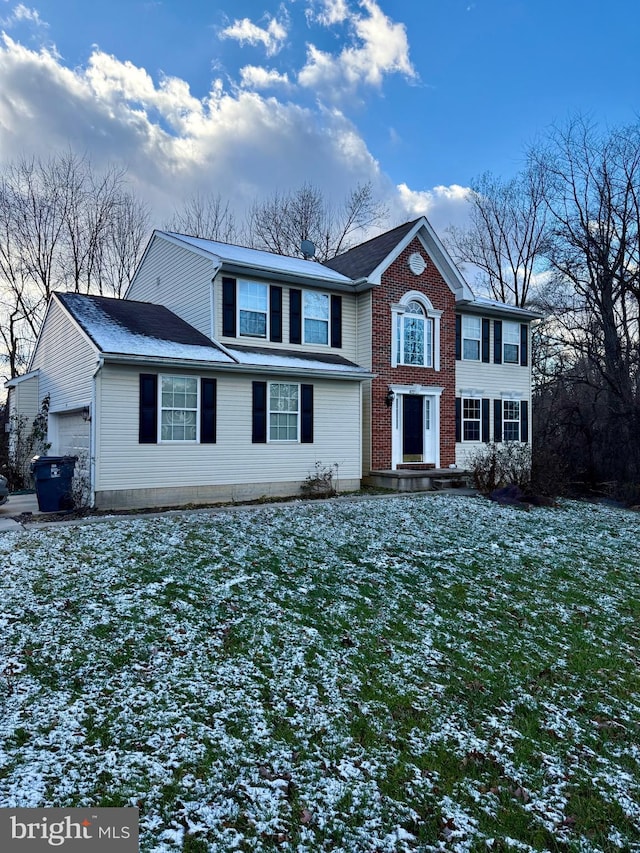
left=323, top=220, right=419, bottom=279
left=325, top=217, right=475, bottom=300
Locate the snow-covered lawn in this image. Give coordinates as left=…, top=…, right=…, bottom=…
left=1, top=495, right=639, bottom=852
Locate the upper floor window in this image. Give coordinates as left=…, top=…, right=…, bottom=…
left=161, top=375, right=198, bottom=442
left=462, top=316, right=481, bottom=361
left=239, top=281, right=268, bottom=338
left=398, top=301, right=433, bottom=367
left=304, top=291, right=329, bottom=345
left=503, top=321, right=520, bottom=364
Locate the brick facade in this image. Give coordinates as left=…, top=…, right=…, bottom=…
left=370, top=237, right=457, bottom=471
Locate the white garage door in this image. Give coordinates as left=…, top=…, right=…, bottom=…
left=53, top=411, right=91, bottom=506
left=55, top=411, right=90, bottom=459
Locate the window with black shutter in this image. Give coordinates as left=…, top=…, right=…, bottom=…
left=139, top=374, right=158, bottom=443
left=200, top=378, right=217, bottom=444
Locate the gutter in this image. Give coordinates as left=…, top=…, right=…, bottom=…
left=89, top=358, right=103, bottom=509
left=100, top=352, right=374, bottom=382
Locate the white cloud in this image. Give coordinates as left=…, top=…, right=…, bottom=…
left=1, top=3, right=48, bottom=29
left=310, top=0, right=350, bottom=26
left=299, top=0, right=416, bottom=95
left=219, top=14, right=287, bottom=57
left=395, top=182, right=473, bottom=234
left=239, top=65, right=291, bottom=90
left=0, top=35, right=384, bottom=223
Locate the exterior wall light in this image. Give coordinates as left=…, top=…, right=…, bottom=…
left=385, top=389, right=395, bottom=407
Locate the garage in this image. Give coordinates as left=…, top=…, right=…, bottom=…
left=52, top=410, right=91, bottom=504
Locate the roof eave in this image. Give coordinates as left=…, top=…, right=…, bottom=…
left=456, top=300, right=544, bottom=321
left=218, top=260, right=356, bottom=290
left=101, top=352, right=374, bottom=381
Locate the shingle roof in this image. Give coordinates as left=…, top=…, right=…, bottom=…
left=226, top=344, right=371, bottom=375
left=55, top=292, right=234, bottom=363
left=159, top=232, right=354, bottom=285
left=323, top=219, right=420, bottom=279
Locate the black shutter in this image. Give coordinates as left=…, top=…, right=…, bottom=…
left=455, top=315, right=461, bottom=360
left=331, top=294, right=342, bottom=348
left=222, top=277, right=236, bottom=337
left=493, top=320, right=502, bottom=364
left=290, top=288, right=302, bottom=344
left=270, top=286, right=282, bottom=342
left=494, top=399, right=503, bottom=442
left=252, top=381, right=267, bottom=443
left=520, top=323, right=528, bottom=367
left=200, top=378, right=216, bottom=444
left=455, top=397, right=461, bottom=442
left=521, top=400, right=529, bottom=443
left=301, top=384, right=314, bottom=443
left=482, top=398, right=490, bottom=442
left=139, top=374, right=158, bottom=444
left=482, top=319, right=491, bottom=363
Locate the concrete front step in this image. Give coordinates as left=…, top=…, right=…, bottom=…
left=363, top=469, right=471, bottom=493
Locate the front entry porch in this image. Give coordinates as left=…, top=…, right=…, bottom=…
left=363, top=468, right=471, bottom=493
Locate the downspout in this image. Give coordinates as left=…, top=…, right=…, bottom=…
left=210, top=258, right=222, bottom=340
left=90, top=357, right=103, bottom=508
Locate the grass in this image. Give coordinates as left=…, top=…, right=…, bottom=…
left=0, top=494, right=639, bottom=852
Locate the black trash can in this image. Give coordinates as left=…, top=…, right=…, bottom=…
left=30, top=455, right=77, bottom=512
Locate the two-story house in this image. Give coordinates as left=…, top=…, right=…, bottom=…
left=6, top=217, right=539, bottom=509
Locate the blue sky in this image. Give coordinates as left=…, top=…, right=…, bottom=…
left=0, top=0, right=638, bottom=235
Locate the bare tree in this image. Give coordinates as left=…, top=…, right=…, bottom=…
left=246, top=181, right=388, bottom=261
left=532, top=118, right=640, bottom=489
left=446, top=167, right=550, bottom=307
left=165, top=192, right=238, bottom=244
left=0, top=152, right=149, bottom=379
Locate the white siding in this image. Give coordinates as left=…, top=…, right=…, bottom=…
left=30, top=301, right=98, bottom=413
left=213, top=274, right=359, bottom=363
left=10, top=375, right=40, bottom=423
left=455, top=322, right=533, bottom=468
left=95, top=364, right=362, bottom=494
left=127, top=237, right=214, bottom=337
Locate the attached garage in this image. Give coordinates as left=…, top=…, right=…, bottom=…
left=53, top=410, right=90, bottom=459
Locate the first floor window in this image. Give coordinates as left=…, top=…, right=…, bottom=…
left=269, top=383, right=299, bottom=441
left=239, top=280, right=268, bottom=337
left=398, top=301, right=433, bottom=366
left=463, top=399, right=481, bottom=441
left=503, top=400, right=520, bottom=441
left=503, top=321, right=520, bottom=364
left=304, top=291, right=329, bottom=345
left=161, top=375, right=198, bottom=441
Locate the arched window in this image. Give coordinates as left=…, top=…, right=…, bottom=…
left=396, top=300, right=433, bottom=367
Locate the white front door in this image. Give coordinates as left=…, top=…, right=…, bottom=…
left=391, top=387, right=442, bottom=469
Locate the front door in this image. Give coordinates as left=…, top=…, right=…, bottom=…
left=402, top=395, right=424, bottom=462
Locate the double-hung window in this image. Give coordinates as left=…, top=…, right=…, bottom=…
left=503, top=400, right=520, bottom=441
left=503, top=321, right=520, bottom=364
left=463, top=399, right=481, bottom=441
left=269, top=383, right=299, bottom=441
left=398, top=301, right=433, bottom=367
left=462, top=316, right=481, bottom=361
left=304, top=291, right=329, bottom=345
left=161, top=375, right=198, bottom=441
left=239, top=281, right=268, bottom=338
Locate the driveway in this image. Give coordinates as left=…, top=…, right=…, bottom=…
left=0, top=492, right=41, bottom=531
